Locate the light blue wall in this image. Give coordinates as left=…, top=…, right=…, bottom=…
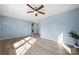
left=1, top=16, right=32, bottom=39
left=40, top=8, right=79, bottom=45
left=0, top=16, right=1, bottom=39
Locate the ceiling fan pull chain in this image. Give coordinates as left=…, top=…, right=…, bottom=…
left=35, top=13, right=37, bottom=16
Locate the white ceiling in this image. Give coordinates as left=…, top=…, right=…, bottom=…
left=0, top=4, right=79, bottom=22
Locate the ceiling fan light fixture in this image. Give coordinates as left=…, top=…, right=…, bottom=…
left=34, top=11, right=37, bottom=14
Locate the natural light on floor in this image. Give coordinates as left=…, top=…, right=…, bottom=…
left=58, top=33, right=71, bottom=54
left=13, top=36, right=37, bottom=55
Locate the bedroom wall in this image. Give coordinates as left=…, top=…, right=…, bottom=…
left=0, top=16, right=1, bottom=40
left=1, top=15, right=32, bottom=40
left=40, top=8, right=79, bottom=45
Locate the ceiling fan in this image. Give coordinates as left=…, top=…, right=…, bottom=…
left=26, top=4, right=45, bottom=16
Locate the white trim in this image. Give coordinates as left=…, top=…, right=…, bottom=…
left=41, top=36, right=57, bottom=41
left=74, top=45, right=79, bottom=48
left=41, top=36, right=75, bottom=47
left=0, top=38, right=2, bottom=40
left=1, top=35, right=31, bottom=40
left=64, top=41, right=75, bottom=46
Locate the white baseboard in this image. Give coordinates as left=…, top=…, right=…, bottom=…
left=0, top=38, right=2, bottom=40
left=1, top=35, right=31, bottom=40
left=64, top=41, right=75, bottom=46
left=74, top=45, right=79, bottom=48
left=41, top=36, right=57, bottom=41
left=41, top=36, right=75, bottom=47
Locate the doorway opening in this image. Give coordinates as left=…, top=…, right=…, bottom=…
left=31, top=23, right=40, bottom=36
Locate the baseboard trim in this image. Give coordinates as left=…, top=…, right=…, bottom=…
left=41, top=36, right=75, bottom=47
left=64, top=42, right=75, bottom=46
left=41, top=36, right=57, bottom=41
left=0, top=38, right=2, bottom=40
left=1, top=35, right=31, bottom=40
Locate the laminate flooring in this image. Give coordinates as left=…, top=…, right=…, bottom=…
left=0, top=35, right=79, bottom=55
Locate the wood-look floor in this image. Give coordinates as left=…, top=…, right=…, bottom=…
left=0, top=35, right=79, bottom=55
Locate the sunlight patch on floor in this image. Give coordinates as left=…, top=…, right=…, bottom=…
left=58, top=33, right=71, bottom=54
left=28, top=38, right=37, bottom=44
left=13, top=40, right=25, bottom=48
left=24, top=37, right=32, bottom=41
left=13, top=36, right=37, bottom=55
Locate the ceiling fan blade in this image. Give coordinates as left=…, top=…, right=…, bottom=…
left=27, top=11, right=34, bottom=13
left=27, top=4, right=36, bottom=11
left=37, top=11, right=45, bottom=15
left=36, top=5, right=44, bottom=11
